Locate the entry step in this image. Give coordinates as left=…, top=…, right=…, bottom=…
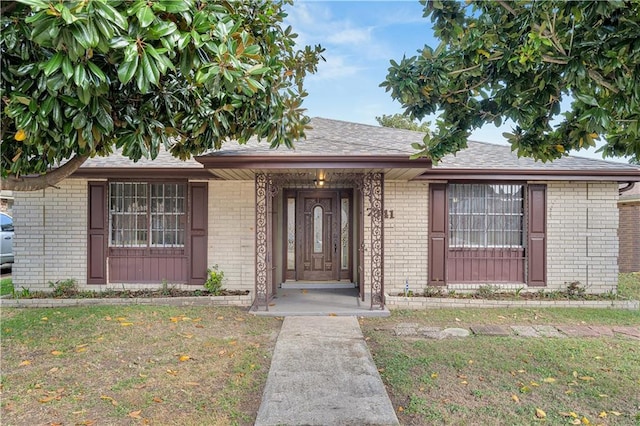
left=281, top=281, right=356, bottom=289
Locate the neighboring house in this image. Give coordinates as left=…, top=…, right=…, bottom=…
left=0, top=190, right=14, bottom=216
left=618, top=183, right=640, bottom=273
left=11, top=118, right=640, bottom=308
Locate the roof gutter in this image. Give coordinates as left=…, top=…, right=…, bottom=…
left=415, top=168, right=640, bottom=182
left=194, top=155, right=432, bottom=170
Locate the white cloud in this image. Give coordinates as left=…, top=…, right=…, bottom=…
left=327, top=27, right=373, bottom=45
left=309, top=53, right=364, bottom=81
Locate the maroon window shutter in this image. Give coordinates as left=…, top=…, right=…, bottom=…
left=189, top=183, right=208, bottom=284
left=527, top=184, right=547, bottom=286
left=429, top=183, right=447, bottom=286
left=87, top=182, right=107, bottom=284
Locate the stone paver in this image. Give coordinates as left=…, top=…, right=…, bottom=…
left=534, top=325, right=567, bottom=338
left=470, top=325, right=512, bottom=336
left=587, top=326, right=614, bottom=337
left=394, top=322, right=419, bottom=336
left=511, top=325, right=541, bottom=338
left=556, top=325, right=602, bottom=338
left=441, top=328, right=471, bottom=338
left=612, top=326, right=640, bottom=339
left=418, top=326, right=445, bottom=339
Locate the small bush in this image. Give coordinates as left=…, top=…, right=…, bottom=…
left=565, top=281, right=586, bottom=299
left=204, top=265, right=225, bottom=295
left=49, top=279, right=78, bottom=297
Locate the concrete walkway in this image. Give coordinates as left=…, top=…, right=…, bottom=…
left=255, top=316, right=399, bottom=426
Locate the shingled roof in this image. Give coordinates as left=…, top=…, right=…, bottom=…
left=76, top=117, right=640, bottom=181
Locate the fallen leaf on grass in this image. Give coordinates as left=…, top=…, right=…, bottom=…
left=397, top=406, right=404, bottom=412
left=520, top=385, right=531, bottom=393
left=178, top=355, right=191, bottom=362
left=543, top=377, right=556, bottom=383
left=115, top=317, right=127, bottom=322
left=570, top=419, right=581, bottom=425
left=609, top=411, right=621, bottom=416
left=120, top=322, right=134, bottom=327
left=235, top=317, right=245, bottom=322
left=218, top=350, right=226, bottom=356
left=100, top=395, right=118, bottom=406
left=19, top=360, right=32, bottom=366
left=598, top=394, right=609, bottom=398
left=559, top=412, right=578, bottom=418
left=217, top=316, right=224, bottom=320
left=104, top=316, right=112, bottom=321
left=535, top=408, right=546, bottom=419
left=581, top=417, right=590, bottom=424
left=48, top=367, right=58, bottom=373
left=41, top=317, right=48, bottom=321
left=511, top=394, right=520, bottom=403
left=128, top=410, right=142, bottom=419
left=530, top=381, right=540, bottom=387
left=39, top=395, right=57, bottom=403
left=153, top=397, right=163, bottom=403
left=185, top=382, right=200, bottom=386
left=579, top=376, right=594, bottom=381
left=51, top=350, right=63, bottom=356
left=169, top=317, right=180, bottom=323
left=166, top=369, right=178, bottom=376
left=431, top=372, right=438, bottom=379
left=179, top=333, right=194, bottom=339
left=598, top=412, right=607, bottom=418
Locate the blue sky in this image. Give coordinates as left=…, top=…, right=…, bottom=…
left=284, top=0, right=628, bottom=163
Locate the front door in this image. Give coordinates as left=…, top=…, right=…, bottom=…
left=298, top=191, right=339, bottom=281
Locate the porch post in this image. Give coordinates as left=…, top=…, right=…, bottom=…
left=365, top=172, right=384, bottom=309
left=254, top=172, right=271, bottom=311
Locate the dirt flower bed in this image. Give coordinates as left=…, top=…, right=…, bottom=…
left=8, top=279, right=248, bottom=300
left=396, top=281, right=628, bottom=301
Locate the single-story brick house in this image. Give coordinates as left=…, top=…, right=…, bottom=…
left=12, top=118, right=640, bottom=308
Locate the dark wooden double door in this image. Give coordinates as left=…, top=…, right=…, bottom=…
left=288, top=190, right=350, bottom=282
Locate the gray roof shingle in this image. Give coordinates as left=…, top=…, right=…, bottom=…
left=80, top=117, right=640, bottom=174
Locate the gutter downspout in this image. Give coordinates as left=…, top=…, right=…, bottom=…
left=619, top=182, right=635, bottom=195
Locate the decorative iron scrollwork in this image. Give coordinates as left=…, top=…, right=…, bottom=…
left=365, top=172, right=384, bottom=309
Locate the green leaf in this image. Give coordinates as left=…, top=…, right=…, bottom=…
left=87, top=61, right=107, bottom=82
left=141, top=50, right=160, bottom=86
left=61, top=56, right=74, bottom=80
left=574, top=93, right=599, bottom=107
left=43, top=52, right=64, bottom=77
left=149, top=21, right=177, bottom=39
left=73, top=64, right=87, bottom=88
left=109, top=36, right=130, bottom=49
left=137, top=6, right=155, bottom=28
left=94, top=1, right=128, bottom=30
left=117, top=56, right=139, bottom=84
left=60, top=6, right=77, bottom=24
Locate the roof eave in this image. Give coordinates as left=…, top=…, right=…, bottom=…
left=71, top=168, right=215, bottom=179
left=416, top=168, right=640, bottom=182
left=194, top=155, right=432, bottom=170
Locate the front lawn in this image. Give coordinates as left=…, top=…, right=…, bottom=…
left=362, top=307, right=640, bottom=425
left=1, top=306, right=281, bottom=426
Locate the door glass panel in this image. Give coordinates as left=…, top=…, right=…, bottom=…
left=341, top=198, right=349, bottom=270
left=313, top=205, right=323, bottom=253
left=287, top=198, right=295, bottom=270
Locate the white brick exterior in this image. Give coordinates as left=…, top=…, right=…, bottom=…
left=11, top=177, right=620, bottom=295
left=13, top=179, right=89, bottom=291
left=208, top=180, right=255, bottom=291
left=546, top=181, right=619, bottom=294
left=383, top=180, right=429, bottom=294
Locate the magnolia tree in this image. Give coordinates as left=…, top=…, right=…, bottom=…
left=382, top=0, right=640, bottom=163
left=1, top=0, right=323, bottom=190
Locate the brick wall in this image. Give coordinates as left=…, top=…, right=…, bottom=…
left=13, top=180, right=88, bottom=291
left=383, top=180, right=429, bottom=294
left=546, top=181, right=619, bottom=294
left=618, top=200, right=640, bottom=273
left=208, top=180, right=255, bottom=291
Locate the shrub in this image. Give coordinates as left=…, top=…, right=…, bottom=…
left=204, top=265, right=225, bottom=295
left=49, top=279, right=78, bottom=297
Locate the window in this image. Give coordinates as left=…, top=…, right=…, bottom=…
left=109, top=182, right=186, bottom=248
left=449, top=184, right=524, bottom=248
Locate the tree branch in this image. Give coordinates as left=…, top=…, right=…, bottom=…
left=1, top=154, right=89, bottom=191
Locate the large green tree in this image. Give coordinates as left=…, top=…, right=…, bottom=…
left=1, top=0, right=323, bottom=190
left=376, top=113, right=431, bottom=133
left=382, top=0, right=640, bottom=163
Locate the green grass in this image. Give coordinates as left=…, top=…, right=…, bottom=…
left=1, top=305, right=281, bottom=426
left=0, top=277, right=13, bottom=296
left=363, top=325, right=640, bottom=425
left=618, top=272, right=640, bottom=300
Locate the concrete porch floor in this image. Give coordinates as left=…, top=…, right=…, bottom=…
left=250, top=287, right=391, bottom=317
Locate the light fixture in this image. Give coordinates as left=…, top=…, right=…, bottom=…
left=314, top=178, right=325, bottom=187
left=314, top=169, right=325, bottom=187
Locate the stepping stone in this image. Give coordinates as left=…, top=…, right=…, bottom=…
left=587, top=326, right=614, bottom=337
left=556, top=325, right=601, bottom=338
left=418, top=326, right=445, bottom=339
left=612, top=326, right=640, bottom=339
left=394, top=322, right=419, bottom=336
left=511, top=325, right=540, bottom=338
left=441, top=328, right=470, bottom=338
left=533, top=325, right=566, bottom=338
left=470, top=325, right=512, bottom=336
